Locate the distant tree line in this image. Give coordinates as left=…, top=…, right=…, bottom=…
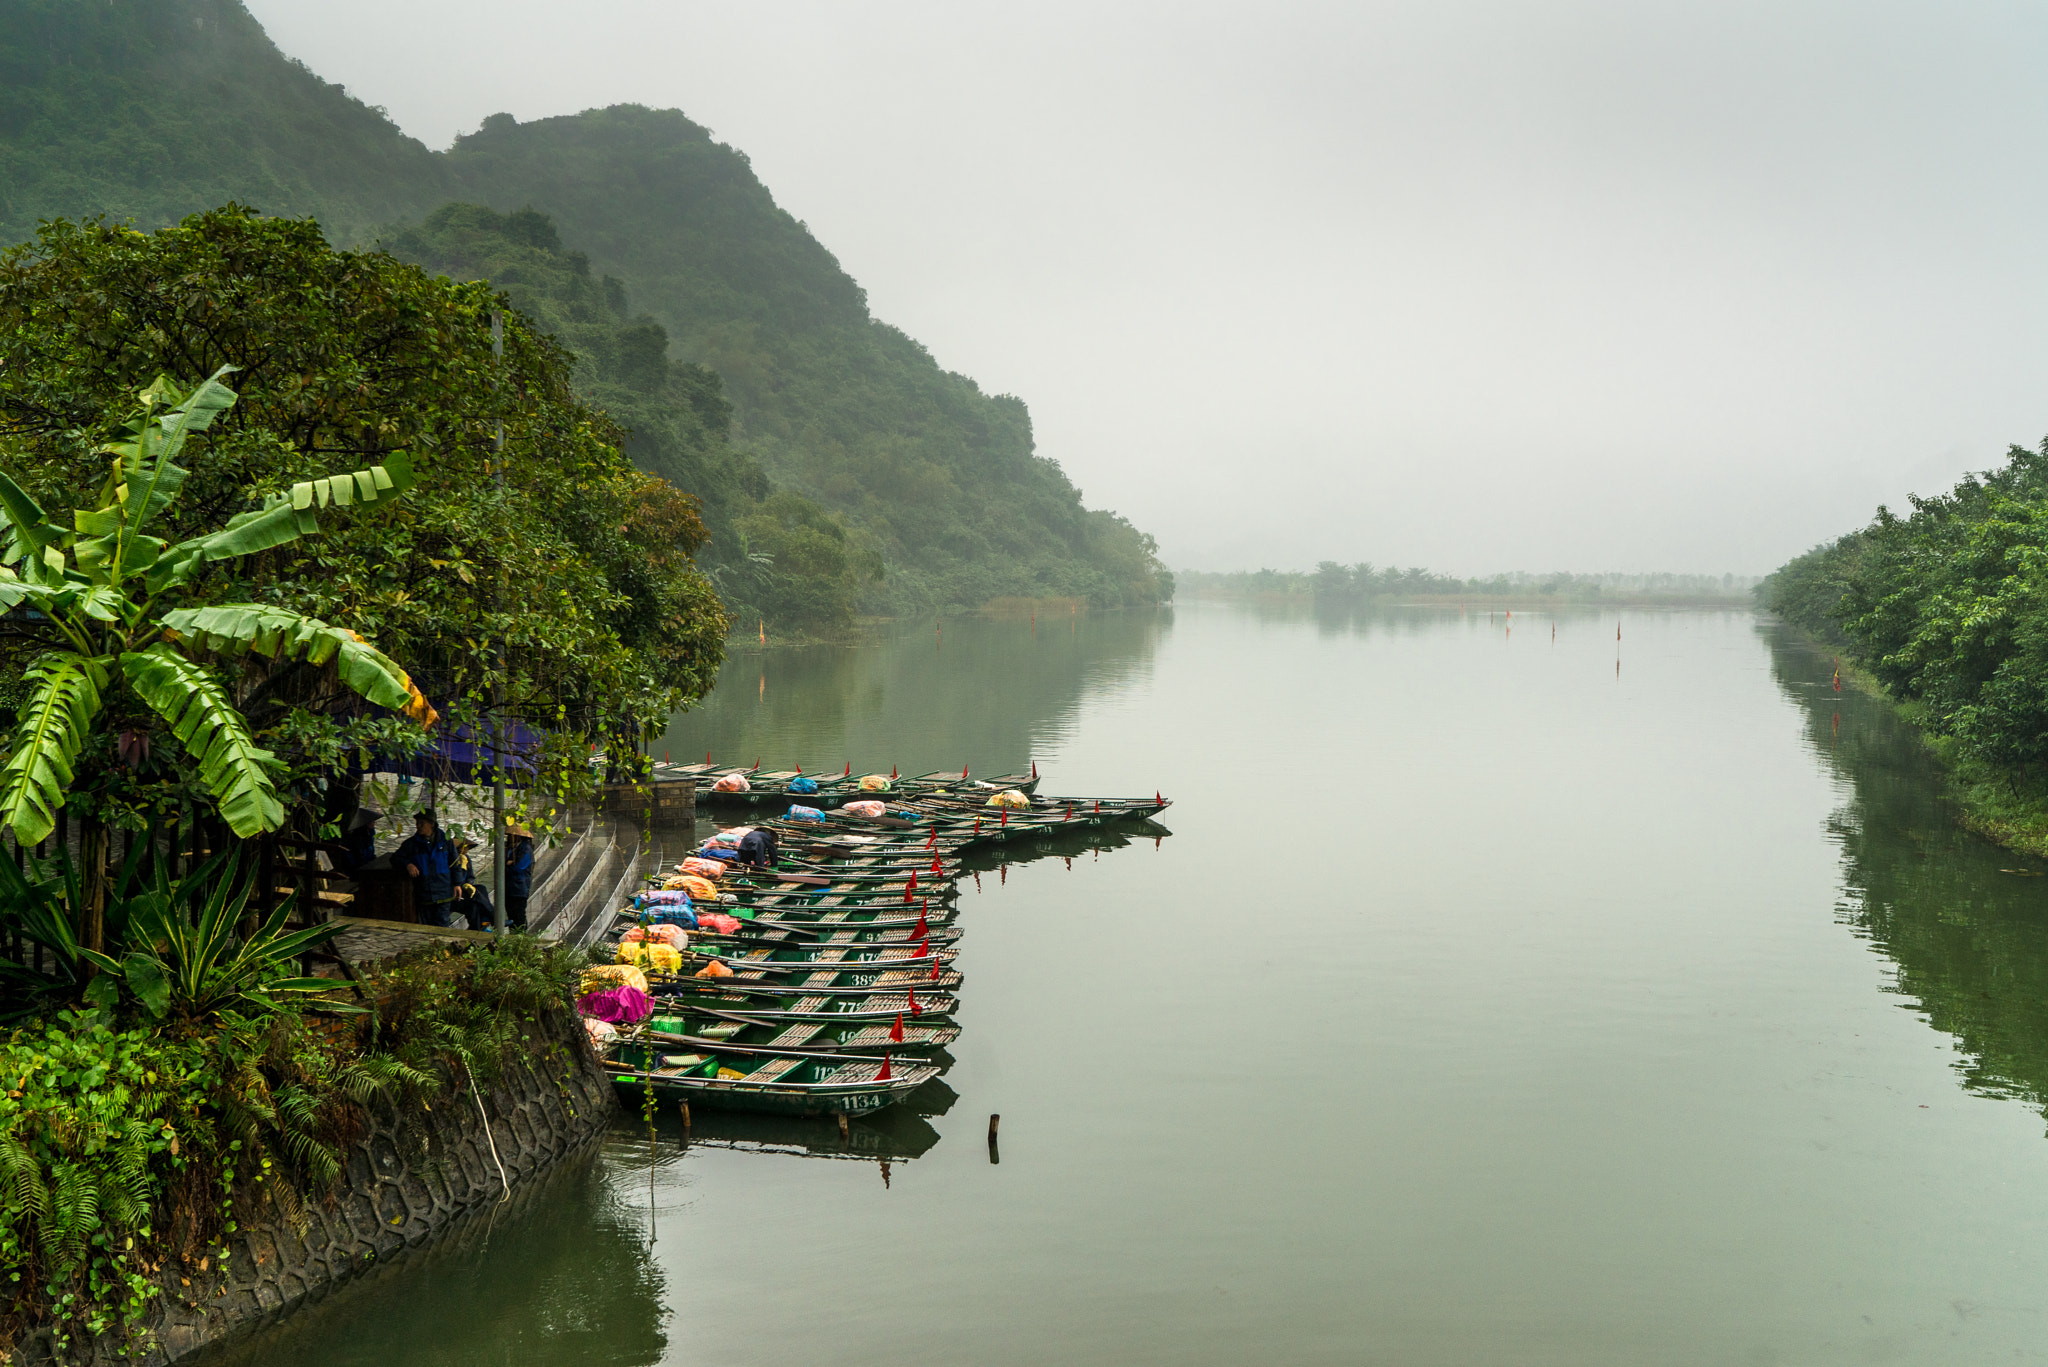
left=1760, top=439, right=2048, bottom=774
left=1178, top=564, right=1758, bottom=600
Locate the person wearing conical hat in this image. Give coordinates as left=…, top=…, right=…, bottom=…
left=504, top=821, right=535, bottom=931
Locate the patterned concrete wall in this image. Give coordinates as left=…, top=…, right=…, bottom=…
left=12, top=1015, right=618, bottom=1366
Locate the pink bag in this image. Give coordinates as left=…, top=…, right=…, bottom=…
left=694, top=912, right=743, bottom=935
left=621, top=923, right=690, bottom=949
left=842, top=800, right=886, bottom=817
left=680, top=857, right=726, bottom=879
left=577, top=985, right=653, bottom=1025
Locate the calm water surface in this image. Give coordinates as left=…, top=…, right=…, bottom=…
left=211, top=603, right=2048, bottom=1366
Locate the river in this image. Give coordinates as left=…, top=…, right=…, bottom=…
left=205, top=601, right=2048, bottom=1366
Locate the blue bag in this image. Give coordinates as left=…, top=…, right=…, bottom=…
left=786, top=804, right=825, bottom=822
left=789, top=776, right=819, bottom=795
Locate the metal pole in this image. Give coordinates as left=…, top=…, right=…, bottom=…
left=491, top=310, right=507, bottom=933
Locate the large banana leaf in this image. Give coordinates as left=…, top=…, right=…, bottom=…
left=158, top=604, right=419, bottom=713
left=0, top=654, right=107, bottom=845
left=146, top=451, right=413, bottom=593
left=0, top=468, right=63, bottom=564
left=120, top=645, right=285, bottom=837
left=109, top=366, right=238, bottom=540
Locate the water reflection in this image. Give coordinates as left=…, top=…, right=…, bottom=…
left=1765, top=620, right=2048, bottom=1121
left=656, top=607, right=1170, bottom=776
left=194, top=1147, right=667, bottom=1367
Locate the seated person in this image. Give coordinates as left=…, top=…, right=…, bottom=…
left=395, top=809, right=457, bottom=927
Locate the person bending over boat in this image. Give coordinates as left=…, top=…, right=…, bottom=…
left=736, top=827, right=779, bottom=868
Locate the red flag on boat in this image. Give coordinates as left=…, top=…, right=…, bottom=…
left=1000, top=809, right=1008, bottom=827
left=844, top=761, right=851, bottom=776
left=890, top=1014, right=904, bottom=1042
left=926, top=826, right=937, bottom=848
left=930, top=854, right=941, bottom=874
left=1094, top=801, right=1100, bottom=813
left=1064, top=805, right=1072, bottom=821
left=1031, top=760, right=1038, bottom=780
left=974, top=817, right=982, bottom=833
left=878, top=1054, right=893, bottom=1081
left=962, top=763, right=970, bottom=778
left=929, top=958, right=942, bottom=980
left=891, top=764, right=898, bottom=778
left=705, top=751, right=711, bottom=764
left=907, top=987, right=921, bottom=1017
left=1155, top=791, right=1162, bottom=805
left=915, top=902, right=928, bottom=938
left=795, top=763, right=802, bottom=773
left=908, top=871, right=918, bottom=892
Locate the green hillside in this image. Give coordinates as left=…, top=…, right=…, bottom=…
left=0, top=0, right=1170, bottom=617
left=0, top=0, right=449, bottom=245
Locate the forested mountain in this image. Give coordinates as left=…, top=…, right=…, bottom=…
left=0, top=0, right=1169, bottom=618
left=384, top=203, right=880, bottom=631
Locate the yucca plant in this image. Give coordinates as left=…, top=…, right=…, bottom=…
left=0, top=366, right=435, bottom=950
left=82, top=851, right=354, bottom=1020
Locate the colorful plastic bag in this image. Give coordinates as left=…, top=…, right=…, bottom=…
left=680, top=857, right=727, bottom=879
left=786, top=805, right=825, bottom=822
left=578, top=963, right=649, bottom=997
left=618, top=941, right=683, bottom=974
left=711, top=772, right=750, bottom=792
left=842, top=799, right=887, bottom=818
left=694, top=911, right=743, bottom=935
left=622, top=923, right=690, bottom=949
left=986, top=789, right=1030, bottom=809
left=577, top=984, right=653, bottom=1024
left=789, top=776, right=819, bottom=795
left=859, top=774, right=892, bottom=791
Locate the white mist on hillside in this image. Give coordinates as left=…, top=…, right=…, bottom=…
left=250, top=0, right=2048, bottom=575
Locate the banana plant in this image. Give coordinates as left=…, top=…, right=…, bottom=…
left=0, top=366, right=436, bottom=855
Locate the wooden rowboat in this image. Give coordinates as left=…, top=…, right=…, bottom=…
left=649, top=981, right=958, bottom=1022
left=641, top=1008, right=960, bottom=1054
left=605, top=1038, right=940, bottom=1116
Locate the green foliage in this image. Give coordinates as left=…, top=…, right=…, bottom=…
left=0, top=0, right=450, bottom=248
left=0, top=366, right=424, bottom=845
left=0, top=208, right=727, bottom=810
left=0, top=925, right=584, bottom=1354
left=381, top=203, right=877, bottom=633
left=364, top=933, right=590, bottom=1085
left=1764, top=442, right=2048, bottom=775
left=85, top=853, right=351, bottom=1022
left=437, top=109, right=1177, bottom=612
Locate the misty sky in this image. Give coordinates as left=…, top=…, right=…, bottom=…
left=250, top=0, right=2048, bottom=575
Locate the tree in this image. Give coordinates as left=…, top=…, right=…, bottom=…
left=0, top=368, right=428, bottom=947
left=0, top=207, right=728, bottom=810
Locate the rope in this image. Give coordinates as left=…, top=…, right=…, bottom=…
left=466, top=1063, right=510, bottom=1201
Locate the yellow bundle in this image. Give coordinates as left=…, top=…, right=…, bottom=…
left=674, top=874, right=718, bottom=901
left=986, top=788, right=1031, bottom=809
left=859, top=774, right=892, bottom=791
left=578, top=963, right=649, bottom=997
left=617, top=942, right=683, bottom=975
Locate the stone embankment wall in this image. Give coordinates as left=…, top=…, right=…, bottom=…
left=12, top=1016, right=617, bottom=1367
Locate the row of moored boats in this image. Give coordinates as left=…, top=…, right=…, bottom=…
left=578, top=762, right=1168, bottom=1117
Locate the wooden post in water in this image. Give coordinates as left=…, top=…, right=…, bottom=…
left=988, top=1113, right=1001, bottom=1165
left=837, top=1113, right=850, bottom=1142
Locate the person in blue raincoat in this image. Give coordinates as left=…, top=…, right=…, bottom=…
left=503, top=822, right=535, bottom=930
left=396, top=808, right=458, bottom=927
